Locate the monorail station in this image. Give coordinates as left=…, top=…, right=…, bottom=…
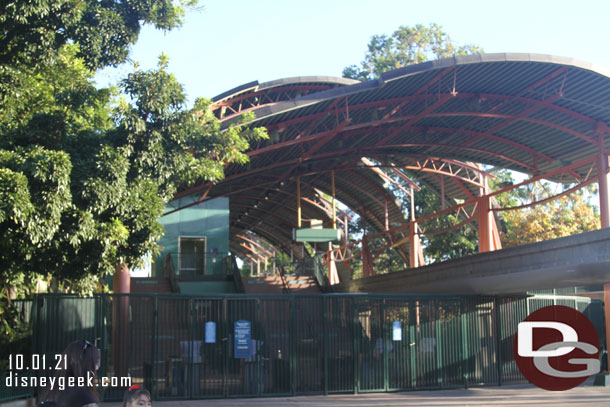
left=28, top=54, right=610, bottom=401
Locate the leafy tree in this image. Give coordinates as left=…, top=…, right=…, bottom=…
left=343, top=23, right=482, bottom=81
left=415, top=184, right=478, bottom=262
left=0, top=1, right=266, bottom=297
left=0, top=0, right=197, bottom=69
left=1, top=49, right=265, bottom=294
left=500, top=183, right=599, bottom=247
left=0, top=0, right=199, bottom=135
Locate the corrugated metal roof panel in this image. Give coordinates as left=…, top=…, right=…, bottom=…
left=199, top=54, right=610, bottom=252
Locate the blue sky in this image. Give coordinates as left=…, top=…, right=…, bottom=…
left=96, top=0, right=610, bottom=104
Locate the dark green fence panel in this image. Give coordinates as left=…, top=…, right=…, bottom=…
left=35, top=295, right=97, bottom=356
left=28, top=295, right=102, bottom=400
left=225, top=298, right=260, bottom=396
left=154, top=297, right=191, bottom=399
left=411, top=299, right=441, bottom=388
left=326, top=296, right=355, bottom=393
left=496, top=297, right=526, bottom=384
left=294, top=296, right=324, bottom=393
left=436, top=299, right=463, bottom=387
left=357, top=298, right=384, bottom=392
left=461, top=298, right=498, bottom=386
left=582, top=300, right=606, bottom=347
left=385, top=299, right=412, bottom=390
left=124, top=296, right=154, bottom=400
left=191, top=298, right=225, bottom=398
left=259, top=298, right=291, bottom=395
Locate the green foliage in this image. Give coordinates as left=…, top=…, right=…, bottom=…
left=500, top=184, right=599, bottom=247
left=0, top=51, right=266, bottom=290
left=0, top=0, right=197, bottom=69
left=343, top=23, right=482, bottom=81
left=422, top=216, right=478, bottom=262
left=0, top=299, right=32, bottom=374
left=415, top=183, right=478, bottom=262
left=0, top=1, right=266, bottom=301
left=0, top=0, right=259, bottom=358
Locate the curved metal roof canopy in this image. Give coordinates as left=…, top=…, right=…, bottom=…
left=177, top=54, right=610, bottom=263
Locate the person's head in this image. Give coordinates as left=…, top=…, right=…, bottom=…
left=62, top=340, right=101, bottom=379
left=123, top=385, right=151, bottom=407
left=40, top=340, right=101, bottom=403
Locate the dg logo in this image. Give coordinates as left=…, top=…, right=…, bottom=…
left=513, top=305, right=601, bottom=391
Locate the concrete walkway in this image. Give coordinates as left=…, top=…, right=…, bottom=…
left=103, top=382, right=609, bottom=406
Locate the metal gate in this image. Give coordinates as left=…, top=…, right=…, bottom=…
left=27, top=293, right=604, bottom=401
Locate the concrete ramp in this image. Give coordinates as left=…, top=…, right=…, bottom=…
left=243, top=275, right=321, bottom=294
left=333, top=228, right=610, bottom=295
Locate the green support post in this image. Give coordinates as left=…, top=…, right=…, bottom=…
left=290, top=296, right=297, bottom=397
left=223, top=297, right=229, bottom=398
left=460, top=301, right=469, bottom=389
left=100, top=295, right=108, bottom=389
left=494, top=298, right=503, bottom=386
left=152, top=296, right=158, bottom=399
left=383, top=301, right=389, bottom=392
left=409, top=301, right=416, bottom=389
left=256, top=298, right=262, bottom=397
left=187, top=298, right=194, bottom=398
left=31, top=293, right=39, bottom=396
left=436, top=316, right=442, bottom=387
left=353, top=299, right=359, bottom=394
left=323, top=296, right=329, bottom=396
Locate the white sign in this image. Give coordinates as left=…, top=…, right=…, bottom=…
left=392, top=321, right=402, bottom=341
left=205, top=321, right=216, bottom=344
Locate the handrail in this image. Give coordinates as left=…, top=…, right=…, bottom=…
left=163, top=253, right=181, bottom=293
left=230, top=254, right=245, bottom=293
left=312, top=254, right=330, bottom=292
left=277, top=263, right=291, bottom=294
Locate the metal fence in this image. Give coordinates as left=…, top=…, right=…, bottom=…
left=0, top=300, right=34, bottom=402
left=5, top=293, right=605, bottom=401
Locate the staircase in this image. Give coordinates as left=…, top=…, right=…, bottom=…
left=284, top=275, right=320, bottom=293
left=242, top=275, right=321, bottom=294
left=131, top=276, right=173, bottom=294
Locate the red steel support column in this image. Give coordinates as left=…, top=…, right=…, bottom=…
left=598, top=150, right=610, bottom=228
left=384, top=199, right=389, bottom=231
left=331, top=170, right=337, bottom=229
left=478, top=195, right=493, bottom=253
left=361, top=211, right=373, bottom=277
left=409, top=222, right=420, bottom=268
left=112, top=263, right=130, bottom=378
left=605, top=283, right=610, bottom=372
left=601, top=133, right=610, bottom=370
left=328, top=242, right=340, bottom=285
left=362, top=237, right=374, bottom=277
left=297, top=176, right=302, bottom=228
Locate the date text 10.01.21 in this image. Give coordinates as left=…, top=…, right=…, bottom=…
left=8, top=354, right=67, bottom=371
